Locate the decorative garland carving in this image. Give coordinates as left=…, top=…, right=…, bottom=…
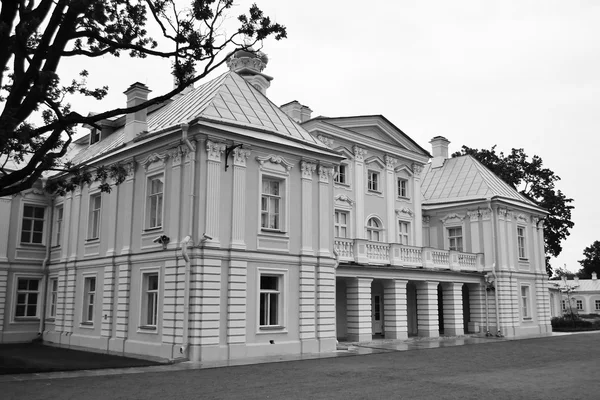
left=140, top=152, right=168, bottom=171
left=517, top=213, right=529, bottom=224
left=256, top=154, right=294, bottom=171
left=395, top=207, right=414, bottom=217
left=440, top=213, right=465, bottom=224
left=467, top=210, right=480, bottom=222
left=335, top=194, right=355, bottom=206
left=317, top=135, right=334, bottom=148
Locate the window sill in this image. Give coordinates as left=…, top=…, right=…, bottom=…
left=80, top=322, right=94, bottom=329
left=85, top=238, right=100, bottom=243
left=143, top=227, right=163, bottom=233
left=397, top=196, right=411, bottom=201
left=13, top=317, right=40, bottom=323
left=138, top=325, right=158, bottom=334
left=334, top=182, right=351, bottom=188
left=260, top=228, right=288, bottom=236
left=519, top=258, right=529, bottom=262
left=18, top=243, right=45, bottom=248
left=257, top=326, right=287, bottom=334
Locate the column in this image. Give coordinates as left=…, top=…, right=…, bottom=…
left=497, top=208, right=509, bottom=269
left=189, top=259, right=221, bottom=361
left=468, top=210, right=481, bottom=253
left=167, top=147, right=183, bottom=249
left=205, top=140, right=226, bottom=246
left=105, top=179, right=119, bottom=257
left=120, top=161, right=136, bottom=254
left=383, top=279, right=408, bottom=339
left=162, top=260, right=182, bottom=346
left=318, top=166, right=333, bottom=257
left=346, top=277, right=372, bottom=342
left=412, top=164, right=424, bottom=247
left=353, top=146, right=366, bottom=239
left=100, top=265, right=116, bottom=338
left=442, top=282, right=464, bottom=336
left=416, top=281, right=439, bottom=337
left=316, top=262, right=336, bottom=351
left=385, top=156, right=397, bottom=243
left=299, top=263, right=317, bottom=352
left=231, top=148, right=251, bottom=249
left=68, top=188, right=82, bottom=260
left=227, top=260, right=247, bottom=357
left=300, top=161, right=316, bottom=255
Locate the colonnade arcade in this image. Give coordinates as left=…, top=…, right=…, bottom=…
left=335, top=272, right=485, bottom=342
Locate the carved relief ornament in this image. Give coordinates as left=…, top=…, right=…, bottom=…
left=353, top=146, right=367, bottom=162
left=232, top=147, right=251, bottom=167
left=395, top=207, right=414, bottom=218
left=140, top=152, right=168, bottom=171
left=412, top=163, right=424, bottom=178
left=440, top=213, right=465, bottom=225
left=317, top=135, right=334, bottom=148
left=335, top=194, right=355, bottom=206
left=206, top=140, right=226, bottom=162
left=256, top=154, right=294, bottom=171
left=318, top=165, right=334, bottom=183
left=300, top=161, right=317, bottom=179
left=467, top=210, right=480, bottom=222
left=384, top=155, right=398, bottom=169
left=516, top=213, right=529, bottom=224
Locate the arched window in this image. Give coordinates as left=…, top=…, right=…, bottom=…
left=366, top=217, right=383, bottom=242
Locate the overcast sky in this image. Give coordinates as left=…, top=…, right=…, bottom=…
left=61, top=0, right=599, bottom=273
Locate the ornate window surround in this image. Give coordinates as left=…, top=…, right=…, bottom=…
left=441, top=213, right=466, bottom=252
left=256, top=154, right=292, bottom=238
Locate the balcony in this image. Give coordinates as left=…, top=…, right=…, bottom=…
left=334, top=238, right=484, bottom=273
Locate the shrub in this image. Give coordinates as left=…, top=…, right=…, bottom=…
left=551, top=316, right=592, bottom=329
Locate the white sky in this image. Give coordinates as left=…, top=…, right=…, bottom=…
left=59, top=0, right=599, bottom=273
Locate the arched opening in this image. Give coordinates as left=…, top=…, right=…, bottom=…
left=366, top=217, right=383, bottom=242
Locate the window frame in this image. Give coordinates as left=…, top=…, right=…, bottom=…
left=576, top=299, right=583, bottom=311
left=47, top=277, right=58, bottom=319
left=139, top=269, right=160, bottom=331
left=367, top=170, right=380, bottom=193
left=146, top=173, right=165, bottom=230
left=397, top=177, right=409, bottom=199
left=257, top=268, right=287, bottom=332
left=54, top=205, right=64, bottom=247
left=13, top=276, right=42, bottom=320
left=447, top=226, right=464, bottom=252
left=398, top=220, right=410, bottom=245
left=517, top=226, right=527, bottom=260
left=260, top=175, right=286, bottom=233
left=20, top=204, right=46, bottom=245
left=520, top=284, right=531, bottom=320
left=334, top=163, right=349, bottom=185
left=366, top=216, right=383, bottom=242
left=87, top=193, right=102, bottom=240
left=334, top=210, right=349, bottom=238
left=81, top=275, right=97, bottom=325
left=595, top=299, right=600, bottom=311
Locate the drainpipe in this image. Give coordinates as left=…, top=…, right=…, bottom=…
left=489, top=199, right=503, bottom=337
left=179, top=122, right=194, bottom=358
left=39, top=197, right=55, bottom=337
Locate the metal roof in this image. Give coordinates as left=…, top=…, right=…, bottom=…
left=421, top=155, right=540, bottom=208
left=550, top=278, right=600, bottom=293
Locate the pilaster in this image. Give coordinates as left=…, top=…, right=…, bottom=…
left=385, top=156, right=397, bottom=243
left=120, top=162, right=136, bottom=254
left=68, top=188, right=82, bottom=260
left=299, top=263, right=317, bottom=352
left=168, top=147, right=183, bottom=249
left=353, top=146, right=366, bottom=239
left=101, top=265, right=116, bottom=337
left=0, top=197, right=11, bottom=262
left=115, top=264, right=131, bottom=340
left=316, top=262, right=336, bottom=351
left=412, top=164, right=423, bottom=247
left=442, top=282, right=464, bottom=336
left=54, top=268, right=67, bottom=333
left=105, top=180, right=119, bottom=257
left=346, top=277, right=372, bottom=342
left=0, top=269, right=7, bottom=332
left=162, top=260, right=182, bottom=345
left=231, top=148, right=251, bottom=249
left=416, top=281, right=439, bottom=337
left=63, top=266, right=77, bottom=334
left=468, top=210, right=481, bottom=253
left=383, top=279, right=408, bottom=339
left=227, top=260, right=247, bottom=354
left=205, top=140, right=226, bottom=246
left=301, top=161, right=316, bottom=255
left=318, top=166, right=333, bottom=257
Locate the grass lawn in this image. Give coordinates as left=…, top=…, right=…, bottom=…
left=0, top=342, right=161, bottom=375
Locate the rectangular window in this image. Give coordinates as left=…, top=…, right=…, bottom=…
left=20, top=205, right=45, bottom=244
left=398, top=221, right=410, bottom=245
left=54, top=206, right=63, bottom=246
left=259, top=274, right=282, bottom=327
left=48, top=278, right=58, bottom=318
left=82, top=277, right=96, bottom=323
left=576, top=300, right=583, bottom=311
left=15, top=278, right=40, bottom=318
left=367, top=171, right=379, bottom=192
left=148, top=175, right=164, bottom=229
left=88, top=194, right=101, bottom=240
left=448, top=227, right=463, bottom=252
left=334, top=164, right=347, bottom=184
left=521, top=285, right=530, bottom=319
left=334, top=210, right=349, bottom=238
left=595, top=300, right=600, bottom=311
left=261, top=178, right=282, bottom=231
left=90, top=128, right=100, bottom=145
left=397, top=178, right=408, bottom=198
left=561, top=300, right=566, bottom=311
left=141, top=272, right=159, bottom=327
left=517, top=226, right=527, bottom=260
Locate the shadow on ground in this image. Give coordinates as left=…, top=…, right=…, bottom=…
left=0, top=342, right=161, bottom=375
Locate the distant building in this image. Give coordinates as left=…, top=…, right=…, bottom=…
left=0, top=49, right=551, bottom=362
left=549, top=273, right=600, bottom=317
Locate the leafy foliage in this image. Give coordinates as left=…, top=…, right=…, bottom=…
left=550, top=265, right=576, bottom=280
left=452, top=146, right=574, bottom=277
left=577, top=240, right=600, bottom=279
left=0, top=0, right=286, bottom=197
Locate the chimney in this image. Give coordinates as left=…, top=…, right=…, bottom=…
left=124, top=82, right=151, bottom=142
left=592, top=272, right=597, bottom=281
left=300, top=105, right=313, bottom=122
left=280, top=101, right=302, bottom=123
left=430, top=136, right=450, bottom=168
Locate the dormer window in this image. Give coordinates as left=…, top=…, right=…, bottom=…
left=90, top=128, right=100, bottom=145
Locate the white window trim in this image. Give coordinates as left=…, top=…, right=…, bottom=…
left=334, top=209, right=351, bottom=239
left=520, top=284, right=532, bottom=320
left=441, top=214, right=466, bottom=252
left=575, top=299, right=584, bottom=311
left=365, top=215, right=385, bottom=242
left=257, top=171, right=290, bottom=236
left=397, top=219, right=411, bottom=246
left=46, top=276, right=59, bottom=319
left=144, top=172, right=166, bottom=232
left=256, top=267, right=288, bottom=333
left=87, top=192, right=102, bottom=241
left=594, top=299, right=600, bottom=311
left=517, top=225, right=528, bottom=261
left=334, top=163, right=351, bottom=187
left=138, top=267, right=161, bottom=333
left=18, top=203, right=47, bottom=246
left=11, top=274, right=43, bottom=322
left=53, top=204, right=64, bottom=247
left=366, top=169, right=382, bottom=194
left=80, top=273, right=97, bottom=327
left=396, top=177, right=410, bottom=199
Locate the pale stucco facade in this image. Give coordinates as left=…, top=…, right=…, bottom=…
left=0, top=50, right=552, bottom=362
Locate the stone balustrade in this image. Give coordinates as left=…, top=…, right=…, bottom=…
left=333, top=239, right=484, bottom=272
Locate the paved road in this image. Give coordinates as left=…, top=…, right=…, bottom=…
left=2, top=333, right=598, bottom=400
